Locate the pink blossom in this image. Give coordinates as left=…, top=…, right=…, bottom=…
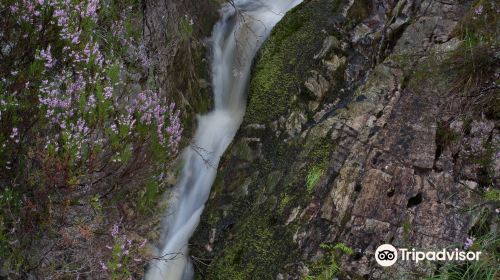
left=40, top=45, right=55, bottom=69
left=475, top=5, right=483, bottom=15
left=104, top=86, right=113, bottom=99
left=10, top=127, right=19, bottom=143
left=99, top=261, right=108, bottom=271
left=464, top=237, right=475, bottom=250
left=111, top=224, right=119, bottom=237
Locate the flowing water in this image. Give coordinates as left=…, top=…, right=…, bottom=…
left=145, top=1, right=302, bottom=279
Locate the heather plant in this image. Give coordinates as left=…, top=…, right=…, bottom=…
left=0, top=0, right=182, bottom=277
left=99, top=224, right=148, bottom=279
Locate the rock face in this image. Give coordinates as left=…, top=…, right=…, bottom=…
left=191, top=0, right=499, bottom=279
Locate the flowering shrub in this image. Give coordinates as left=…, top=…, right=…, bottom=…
left=0, top=0, right=182, bottom=277
left=99, top=224, right=148, bottom=279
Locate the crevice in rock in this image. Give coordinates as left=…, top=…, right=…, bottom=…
left=354, top=183, right=362, bottom=192
left=387, top=187, right=395, bottom=197
left=406, top=192, right=422, bottom=208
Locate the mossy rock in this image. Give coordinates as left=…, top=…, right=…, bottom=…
left=244, top=0, right=343, bottom=124
left=191, top=0, right=351, bottom=278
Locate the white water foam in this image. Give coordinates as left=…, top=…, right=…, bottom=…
left=145, top=1, right=302, bottom=279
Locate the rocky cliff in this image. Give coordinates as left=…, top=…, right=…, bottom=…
left=191, top=0, right=499, bottom=279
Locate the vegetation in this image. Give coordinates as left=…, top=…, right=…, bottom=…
left=426, top=232, right=499, bottom=280
left=306, top=166, right=323, bottom=193
left=245, top=0, right=344, bottom=124
left=0, top=0, right=182, bottom=278
left=304, top=243, right=353, bottom=280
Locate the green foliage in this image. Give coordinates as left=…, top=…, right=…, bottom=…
left=484, top=188, right=500, bottom=202
left=137, top=179, right=161, bottom=214
left=305, top=243, right=353, bottom=280
left=89, top=195, right=103, bottom=214
left=106, top=239, right=137, bottom=280
left=426, top=233, right=499, bottom=280
left=442, top=0, right=499, bottom=118
left=0, top=0, right=172, bottom=277
left=180, top=17, right=194, bottom=38
left=306, top=166, right=323, bottom=193
left=0, top=187, right=23, bottom=273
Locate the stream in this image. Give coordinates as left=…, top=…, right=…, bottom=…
left=145, top=1, right=302, bottom=279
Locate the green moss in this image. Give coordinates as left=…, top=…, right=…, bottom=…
left=484, top=188, right=500, bottom=202
left=279, top=194, right=293, bottom=212
left=402, top=218, right=411, bottom=241
left=206, top=209, right=295, bottom=279
left=192, top=1, right=351, bottom=278
left=245, top=0, right=341, bottom=124
left=345, top=0, right=370, bottom=29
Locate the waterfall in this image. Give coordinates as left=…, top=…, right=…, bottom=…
left=145, top=1, right=302, bottom=279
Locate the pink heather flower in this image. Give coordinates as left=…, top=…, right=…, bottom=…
left=86, top=0, right=99, bottom=18
left=40, top=45, right=55, bottom=69
left=475, top=5, right=483, bottom=15
left=139, top=239, right=147, bottom=248
left=99, top=261, right=108, bottom=271
left=71, top=30, right=81, bottom=44
left=10, top=127, right=19, bottom=143
left=464, top=237, right=475, bottom=250
left=111, top=224, right=119, bottom=237
left=166, top=103, right=182, bottom=153
left=24, top=0, right=35, bottom=13
left=104, top=86, right=113, bottom=99
left=10, top=127, right=18, bottom=139
left=110, top=123, right=118, bottom=134
left=88, top=94, right=96, bottom=108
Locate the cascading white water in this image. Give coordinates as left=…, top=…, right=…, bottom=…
left=145, top=1, right=302, bottom=279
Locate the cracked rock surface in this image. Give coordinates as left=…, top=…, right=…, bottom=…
left=191, top=0, right=499, bottom=279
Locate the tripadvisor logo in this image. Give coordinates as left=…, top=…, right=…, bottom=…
left=375, top=244, right=398, bottom=267
left=375, top=244, right=482, bottom=267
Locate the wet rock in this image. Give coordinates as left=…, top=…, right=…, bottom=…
left=285, top=111, right=307, bottom=137
left=314, top=36, right=340, bottom=59
left=191, top=0, right=498, bottom=279
left=305, top=71, right=329, bottom=100
left=351, top=23, right=373, bottom=44
left=324, top=54, right=346, bottom=74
